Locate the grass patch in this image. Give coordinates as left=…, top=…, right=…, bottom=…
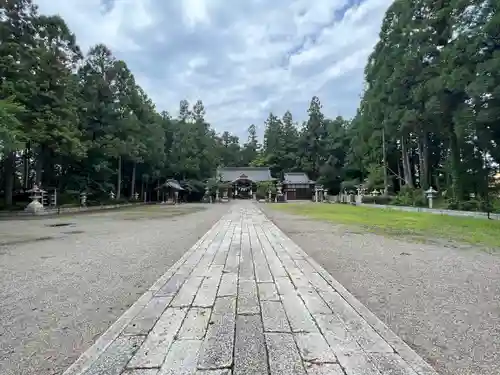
left=271, top=203, right=500, bottom=249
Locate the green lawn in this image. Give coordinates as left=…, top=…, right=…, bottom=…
left=271, top=203, right=500, bottom=249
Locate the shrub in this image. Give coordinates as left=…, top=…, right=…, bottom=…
left=392, top=187, right=427, bottom=207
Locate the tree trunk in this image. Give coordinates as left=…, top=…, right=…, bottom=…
left=397, top=160, right=403, bottom=189
left=23, top=144, right=30, bottom=189
left=401, top=135, right=414, bottom=188
left=35, top=145, right=44, bottom=186
left=157, top=180, right=160, bottom=201
left=130, top=161, right=136, bottom=199
left=418, top=132, right=429, bottom=189
left=382, top=128, right=389, bottom=195
left=117, top=155, right=122, bottom=199
left=141, top=180, right=145, bottom=202
left=4, top=152, right=16, bottom=206
left=448, top=127, right=462, bottom=200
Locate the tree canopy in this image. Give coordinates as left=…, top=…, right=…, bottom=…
left=1, top=0, right=499, bottom=211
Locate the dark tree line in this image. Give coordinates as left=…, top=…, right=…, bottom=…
left=1, top=0, right=499, bottom=210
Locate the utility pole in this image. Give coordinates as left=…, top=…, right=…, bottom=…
left=382, top=128, right=389, bottom=195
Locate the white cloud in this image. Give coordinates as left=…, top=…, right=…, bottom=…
left=34, top=0, right=392, bottom=139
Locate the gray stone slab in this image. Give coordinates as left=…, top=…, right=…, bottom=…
left=218, top=273, right=238, bottom=297
left=155, top=273, right=189, bottom=297
left=196, top=370, right=232, bottom=375
left=307, top=273, right=332, bottom=292
left=124, top=296, right=173, bottom=335
left=303, top=363, right=344, bottom=375
left=177, top=308, right=211, bottom=340
left=193, top=275, right=222, bottom=307
left=224, top=251, right=240, bottom=274
left=128, top=307, right=188, bottom=368
left=295, top=332, right=337, bottom=363
left=265, top=332, right=306, bottom=375
left=369, top=353, right=419, bottom=375
left=320, top=291, right=392, bottom=353
left=198, top=297, right=236, bottom=369
left=281, top=293, right=317, bottom=333
left=298, top=288, right=331, bottom=314
left=158, top=339, right=202, bottom=375
left=315, top=314, right=363, bottom=353
left=261, top=301, right=290, bottom=332
left=274, top=276, right=296, bottom=295
left=171, top=276, right=204, bottom=307
left=84, top=335, right=144, bottom=375
left=288, top=268, right=312, bottom=289
left=336, top=352, right=382, bottom=375
left=258, top=282, right=280, bottom=301
left=234, top=315, right=268, bottom=375
left=122, top=369, right=159, bottom=375
left=237, top=280, right=260, bottom=315
left=294, top=259, right=317, bottom=275
left=239, top=233, right=254, bottom=280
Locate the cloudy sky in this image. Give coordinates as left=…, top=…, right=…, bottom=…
left=34, top=0, right=392, bottom=139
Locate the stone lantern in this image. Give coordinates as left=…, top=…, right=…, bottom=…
left=133, top=192, right=139, bottom=201
left=370, top=189, right=380, bottom=197
left=268, top=188, right=272, bottom=202
left=425, top=187, right=437, bottom=209
left=25, top=185, right=45, bottom=214
left=80, top=191, right=87, bottom=206
left=276, top=182, right=283, bottom=202
left=109, top=191, right=115, bottom=200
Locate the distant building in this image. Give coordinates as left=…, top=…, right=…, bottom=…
left=282, top=172, right=315, bottom=200
left=215, top=167, right=315, bottom=201
left=217, top=167, right=275, bottom=199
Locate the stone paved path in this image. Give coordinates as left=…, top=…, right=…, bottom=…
left=64, top=202, right=438, bottom=375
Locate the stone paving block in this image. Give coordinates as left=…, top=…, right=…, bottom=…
left=288, top=268, right=313, bottom=289
left=258, top=282, right=280, bottom=301
left=237, top=280, right=260, bottom=314
left=198, top=297, right=236, bottom=369
left=336, top=352, right=382, bottom=375
left=303, top=363, right=344, bottom=375
left=369, top=353, right=419, bottom=375
left=238, top=252, right=254, bottom=280
left=196, top=370, right=231, bottom=375
left=294, top=259, right=317, bottom=275
left=84, top=335, right=144, bottom=375
left=298, top=288, right=331, bottom=315
left=155, top=273, right=189, bottom=297
left=274, top=276, right=296, bottom=295
left=224, top=251, right=240, bottom=274
left=295, top=332, right=337, bottom=363
left=177, top=307, right=211, bottom=340
left=315, top=314, right=363, bottom=353
left=307, top=272, right=332, bottom=292
left=281, top=293, right=317, bottom=333
left=122, top=370, right=159, bottom=375
left=253, top=258, right=273, bottom=282
left=321, top=290, right=392, bottom=353
left=193, top=275, right=222, bottom=307
left=261, top=300, right=291, bottom=332
left=158, top=339, right=202, bottom=375
left=218, top=273, right=238, bottom=297
left=171, top=276, right=204, bottom=307
left=123, top=296, right=173, bottom=335
left=265, top=332, right=307, bottom=375
left=128, top=307, right=188, bottom=368
left=234, top=314, right=268, bottom=375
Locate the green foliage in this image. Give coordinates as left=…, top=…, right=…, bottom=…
left=1, top=0, right=499, bottom=214
left=392, top=187, right=427, bottom=207
left=256, top=181, right=276, bottom=200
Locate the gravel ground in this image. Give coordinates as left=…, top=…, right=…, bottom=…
left=0, top=203, right=229, bottom=375
left=260, top=204, right=500, bottom=375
